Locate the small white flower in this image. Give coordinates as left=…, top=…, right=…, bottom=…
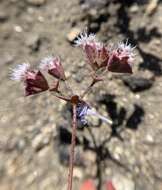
left=39, top=56, right=56, bottom=71
left=117, top=41, right=136, bottom=67
left=118, top=41, right=136, bottom=57
left=10, top=63, right=30, bottom=81
left=75, top=31, right=96, bottom=47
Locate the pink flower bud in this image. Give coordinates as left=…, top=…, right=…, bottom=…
left=25, top=71, right=49, bottom=96
left=107, top=42, right=135, bottom=74
left=75, top=32, right=110, bottom=70
left=40, top=56, right=66, bottom=80
left=11, top=63, right=49, bottom=96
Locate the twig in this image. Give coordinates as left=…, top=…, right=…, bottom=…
left=67, top=103, right=77, bottom=190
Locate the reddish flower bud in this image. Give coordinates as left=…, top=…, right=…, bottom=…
left=11, top=63, right=49, bottom=96
left=75, top=32, right=110, bottom=70
left=40, top=56, right=66, bottom=80
left=107, top=42, right=135, bottom=74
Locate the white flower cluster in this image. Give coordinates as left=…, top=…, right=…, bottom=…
left=10, top=63, right=30, bottom=81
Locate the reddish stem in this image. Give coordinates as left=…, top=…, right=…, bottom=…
left=67, top=103, right=77, bottom=190
left=54, top=94, right=71, bottom=102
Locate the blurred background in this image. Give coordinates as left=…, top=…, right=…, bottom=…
left=0, top=0, right=162, bottom=189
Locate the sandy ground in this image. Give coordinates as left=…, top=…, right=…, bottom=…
left=0, top=0, right=162, bottom=189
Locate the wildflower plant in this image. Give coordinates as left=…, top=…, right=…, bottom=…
left=11, top=31, right=135, bottom=190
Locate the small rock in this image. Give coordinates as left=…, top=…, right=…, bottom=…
left=145, top=134, right=154, bottom=143
left=130, top=4, right=139, bottom=13
left=146, top=0, right=158, bottom=16
left=122, top=76, right=153, bottom=92
left=67, top=28, right=81, bottom=43
left=26, top=0, right=46, bottom=6
left=14, top=25, right=23, bottom=33
left=16, top=138, right=27, bottom=151
left=78, top=61, right=85, bottom=67
left=80, top=0, right=109, bottom=9
left=25, top=34, right=41, bottom=51
left=74, top=72, right=84, bottom=83
left=89, top=22, right=100, bottom=33
left=89, top=9, right=98, bottom=20
left=0, top=11, right=9, bottom=22
left=112, top=175, right=135, bottom=190
left=83, top=150, right=96, bottom=164
left=73, top=167, right=83, bottom=179
left=32, top=133, right=51, bottom=151
left=113, top=146, right=123, bottom=161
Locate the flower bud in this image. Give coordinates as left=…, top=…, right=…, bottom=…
left=11, top=63, right=49, bottom=96
left=107, top=42, right=135, bottom=74
left=40, top=56, right=66, bottom=80
left=75, top=32, right=110, bottom=70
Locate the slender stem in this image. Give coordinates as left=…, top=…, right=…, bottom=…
left=81, top=79, right=95, bottom=99
left=67, top=103, right=77, bottom=190
left=54, top=94, right=71, bottom=102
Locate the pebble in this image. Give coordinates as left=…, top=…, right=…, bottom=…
left=89, top=22, right=100, bottom=33
left=112, top=175, right=135, bottom=190
left=16, top=138, right=27, bottom=151
left=89, top=9, right=98, bottom=20
left=14, top=25, right=23, bottom=33
left=113, top=146, right=123, bottom=161
left=145, top=134, right=154, bottom=143
left=74, top=72, right=84, bottom=83
left=0, top=12, right=9, bottom=22
left=26, top=0, right=46, bottom=6
left=83, top=150, right=96, bottom=164
left=25, top=34, right=41, bottom=51
left=130, top=4, right=139, bottom=13
left=32, top=133, right=51, bottom=151
left=66, top=28, right=81, bottom=43
left=73, top=167, right=83, bottom=179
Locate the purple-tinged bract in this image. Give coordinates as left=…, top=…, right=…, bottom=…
left=11, top=63, right=49, bottom=96
left=25, top=71, right=49, bottom=96
left=75, top=32, right=110, bottom=70
left=40, top=56, right=66, bottom=80
left=107, top=42, right=135, bottom=74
